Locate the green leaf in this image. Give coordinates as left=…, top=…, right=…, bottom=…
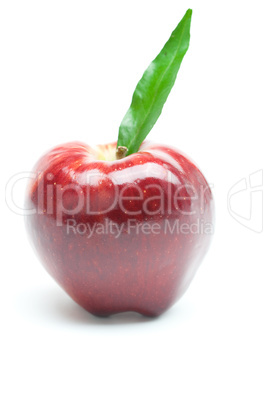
left=117, top=9, right=192, bottom=156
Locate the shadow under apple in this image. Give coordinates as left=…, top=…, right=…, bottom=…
left=15, top=285, right=167, bottom=326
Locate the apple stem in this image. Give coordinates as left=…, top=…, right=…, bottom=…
left=116, top=146, right=128, bottom=160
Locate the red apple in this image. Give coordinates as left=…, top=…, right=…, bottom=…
left=25, top=10, right=213, bottom=317
left=25, top=141, right=214, bottom=317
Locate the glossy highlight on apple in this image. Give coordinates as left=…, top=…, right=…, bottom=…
left=23, top=166, right=213, bottom=227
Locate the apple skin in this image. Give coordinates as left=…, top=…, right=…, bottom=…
left=25, top=141, right=214, bottom=317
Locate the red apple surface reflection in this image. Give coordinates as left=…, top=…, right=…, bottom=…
left=25, top=141, right=214, bottom=317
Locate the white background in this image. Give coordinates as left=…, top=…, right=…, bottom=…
left=1, top=1, right=267, bottom=401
